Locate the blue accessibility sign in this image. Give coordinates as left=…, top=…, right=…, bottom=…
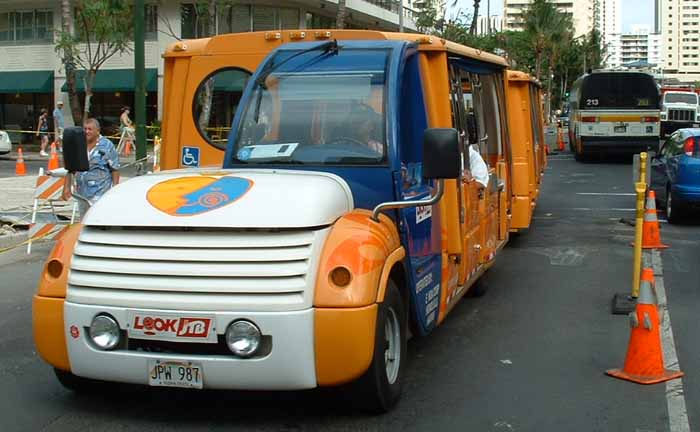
left=182, top=146, right=200, bottom=167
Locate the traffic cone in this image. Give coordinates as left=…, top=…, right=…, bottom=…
left=606, top=269, right=683, bottom=384
left=124, top=139, right=132, bottom=156
left=47, top=142, right=60, bottom=171
left=641, top=190, right=669, bottom=249
left=15, top=147, right=26, bottom=176
left=557, top=126, right=565, bottom=151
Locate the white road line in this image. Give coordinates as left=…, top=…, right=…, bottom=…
left=576, top=192, right=636, bottom=196
left=568, top=207, right=636, bottom=211
left=651, top=250, right=690, bottom=432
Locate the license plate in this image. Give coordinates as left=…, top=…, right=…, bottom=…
left=148, top=359, right=203, bottom=389
left=614, top=125, right=627, bottom=133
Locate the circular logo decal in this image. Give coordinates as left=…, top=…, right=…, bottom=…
left=147, top=176, right=253, bottom=216
left=70, top=325, right=80, bottom=339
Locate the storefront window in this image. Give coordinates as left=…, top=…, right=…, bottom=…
left=184, top=3, right=300, bottom=36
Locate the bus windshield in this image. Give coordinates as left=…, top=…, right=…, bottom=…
left=664, top=92, right=698, bottom=105
left=580, top=73, right=659, bottom=110
left=232, top=48, right=388, bottom=165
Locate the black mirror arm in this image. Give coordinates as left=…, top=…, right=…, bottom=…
left=370, top=179, right=444, bottom=222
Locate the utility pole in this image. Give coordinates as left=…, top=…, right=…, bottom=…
left=134, top=0, right=146, bottom=163
left=398, top=0, right=404, bottom=32
left=487, top=0, right=491, bottom=34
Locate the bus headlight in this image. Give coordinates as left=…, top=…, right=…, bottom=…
left=225, top=320, right=261, bottom=357
left=89, top=314, right=120, bottom=350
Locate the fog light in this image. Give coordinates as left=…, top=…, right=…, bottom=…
left=330, top=266, right=352, bottom=287
left=89, top=314, right=120, bottom=350
left=46, top=259, right=63, bottom=279
left=225, top=320, right=261, bottom=357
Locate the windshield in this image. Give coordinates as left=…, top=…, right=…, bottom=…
left=232, top=48, right=389, bottom=165
left=664, top=93, right=698, bottom=105
left=580, top=73, right=659, bottom=110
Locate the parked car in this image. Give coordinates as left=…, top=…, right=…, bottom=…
left=0, top=130, right=11, bottom=155
left=650, top=128, right=700, bottom=223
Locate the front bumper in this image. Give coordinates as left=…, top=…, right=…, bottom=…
left=581, top=136, right=659, bottom=154
left=63, top=302, right=317, bottom=390
left=673, top=183, right=700, bottom=204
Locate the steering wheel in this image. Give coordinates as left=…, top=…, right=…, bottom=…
left=327, top=136, right=381, bottom=155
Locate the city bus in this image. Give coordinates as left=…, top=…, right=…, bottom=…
left=568, top=71, right=661, bottom=161
left=33, top=31, right=544, bottom=412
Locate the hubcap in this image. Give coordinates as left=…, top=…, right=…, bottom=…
left=383, top=307, right=401, bottom=385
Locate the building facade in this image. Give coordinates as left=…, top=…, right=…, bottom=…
left=476, top=15, right=503, bottom=35
left=606, top=26, right=662, bottom=72
left=596, top=0, right=621, bottom=53
left=503, top=0, right=596, bottom=38
left=661, top=0, right=700, bottom=82
left=0, top=0, right=417, bottom=144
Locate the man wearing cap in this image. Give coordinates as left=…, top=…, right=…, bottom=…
left=53, top=100, right=65, bottom=152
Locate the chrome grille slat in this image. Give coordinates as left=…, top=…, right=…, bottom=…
left=67, top=226, right=329, bottom=311
left=669, top=109, right=694, bottom=122
left=73, top=242, right=312, bottom=262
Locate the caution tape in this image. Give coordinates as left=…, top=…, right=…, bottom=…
left=0, top=223, right=65, bottom=254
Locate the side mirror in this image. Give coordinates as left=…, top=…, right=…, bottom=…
left=62, top=126, right=89, bottom=172
left=423, top=128, right=460, bottom=179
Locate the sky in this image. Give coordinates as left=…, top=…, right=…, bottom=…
left=448, top=0, right=655, bottom=33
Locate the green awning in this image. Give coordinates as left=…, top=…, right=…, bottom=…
left=0, top=71, right=54, bottom=94
left=61, top=68, right=157, bottom=92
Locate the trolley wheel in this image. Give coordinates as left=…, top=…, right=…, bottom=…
left=351, top=280, right=406, bottom=413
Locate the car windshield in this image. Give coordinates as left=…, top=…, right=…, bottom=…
left=664, top=93, right=698, bottom=105
left=232, top=48, right=388, bottom=165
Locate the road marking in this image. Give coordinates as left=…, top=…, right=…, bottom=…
left=576, top=192, right=636, bottom=196
left=568, top=207, right=636, bottom=211
left=651, top=250, right=690, bottom=432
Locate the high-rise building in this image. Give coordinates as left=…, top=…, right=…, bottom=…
left=596, top=0, right=621, bottom=50
left=476, top=15, right=504, bottom=35
left=661, top=0, right=700, bottom=81
left=607, top=26, right=662, bottom=71
left=503, top=0, right=596, bottom=38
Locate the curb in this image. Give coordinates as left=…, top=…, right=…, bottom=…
left=0, top=231, right=28, bottom=250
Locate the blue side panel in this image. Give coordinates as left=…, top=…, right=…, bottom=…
left=395, top=51, right=443, bottom=336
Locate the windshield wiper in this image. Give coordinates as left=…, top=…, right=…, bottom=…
left=255, top=40, right=340, bottom=89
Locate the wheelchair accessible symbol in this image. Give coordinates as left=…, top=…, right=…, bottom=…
left=182, top=146, right=200, bottom=167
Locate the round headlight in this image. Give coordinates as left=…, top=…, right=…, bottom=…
left=89, top=314, right=120, bottom=350
left=225, top=320, right=261, bottom=357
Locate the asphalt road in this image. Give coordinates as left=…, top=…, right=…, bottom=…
left=1, top=140, right=697, bottom=431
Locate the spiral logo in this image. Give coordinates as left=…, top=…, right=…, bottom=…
left=198, top=191, right=229, bottom=208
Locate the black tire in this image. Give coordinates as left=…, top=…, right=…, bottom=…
left=54, top=368, right=101, bottom=393
left=666, top=185, right=684, bottom=224
left=351, top=280, right=406, bottom=413
left=468, top=270, right=489, bottom=297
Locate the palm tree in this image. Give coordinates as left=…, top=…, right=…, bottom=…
left=522, top=0, right=572, bottom=81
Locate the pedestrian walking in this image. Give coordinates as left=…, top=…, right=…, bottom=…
left=36, top=108, right=50, bottom=156
left=53, top=101, right=65, bottom=152
left=62, top=118, right=120, bottom=216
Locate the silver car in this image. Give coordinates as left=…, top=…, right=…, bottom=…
left=0, top=130, right=11, bottom=155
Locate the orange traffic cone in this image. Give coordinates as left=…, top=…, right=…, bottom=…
left=15, top=147, right=26, bottom=176
left=124, top=139, right=132, bottom=156
left=557, top=126, right=565, bottom=151
left=47, top=142, right=60, bottom=171
left=641, top=190, right=668, bottom=249
left=606, top=269, right=683, bottom=384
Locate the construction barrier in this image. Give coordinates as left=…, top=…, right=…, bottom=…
left=27, top=168, right=77, bottom=254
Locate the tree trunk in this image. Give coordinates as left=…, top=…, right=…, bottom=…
left=197, top=0, right=217, bottom=131
left=336, top=0, right=347, bottom=30
left=469, top=0, right=481, bottom=35
left=61, top=0, right=82, bottom=124
left=83, top=70, right=96, bottom=121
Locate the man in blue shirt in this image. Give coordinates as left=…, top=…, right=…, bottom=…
left=62, top=118, right=120, bottom=212
left=53, top=101, right=65, bottom=152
